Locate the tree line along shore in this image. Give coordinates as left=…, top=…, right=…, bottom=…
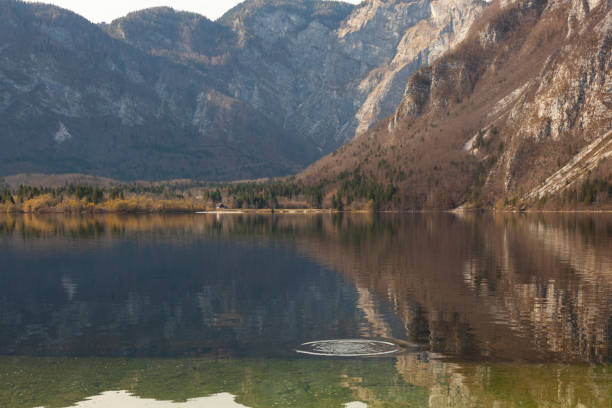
left=0, top=182, right=330, bottom=214
left=1, top=173, right=611, bottom=214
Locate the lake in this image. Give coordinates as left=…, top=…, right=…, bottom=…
left=0, top=213, right=610, bottom=407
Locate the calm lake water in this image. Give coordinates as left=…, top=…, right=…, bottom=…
left=0, top=213, right=610, bottom=407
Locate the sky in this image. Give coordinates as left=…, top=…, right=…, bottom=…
left=24, top=0, right=362, bottom=23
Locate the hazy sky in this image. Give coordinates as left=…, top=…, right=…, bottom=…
left=24, top=0, right=362, bottom=23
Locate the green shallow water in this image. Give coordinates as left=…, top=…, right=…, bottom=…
left=1, top=356, right=610, bottom=408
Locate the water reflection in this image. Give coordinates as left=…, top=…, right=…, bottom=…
left=0, top=231, right=366, bottom=357
left=293, top=213, right=612, bottom=363
left=0, top=213, right=610, bottom=362
left=0, top=213, right=611, bottom=407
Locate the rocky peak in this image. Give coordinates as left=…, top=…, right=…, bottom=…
left=220, top=0, right=354, bottom=41
left=103, top=7, right=237, bottom=64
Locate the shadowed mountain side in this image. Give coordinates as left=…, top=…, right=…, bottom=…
left=0, top=1, right=307, bottom=180
left=103, top=7, right=237, bottom=67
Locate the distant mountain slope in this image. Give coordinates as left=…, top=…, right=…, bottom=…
left=0, top=0, right=487, bottom=180
left=301, top=0, right=611, bottom=209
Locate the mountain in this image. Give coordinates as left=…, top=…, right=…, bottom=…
left=209, top=0, right=487, bottom=151
left=0, top=0, right=486, bottom=180
left=301, top=0, right=611, bottom=209
left=0, top=1, right=302, bottom=180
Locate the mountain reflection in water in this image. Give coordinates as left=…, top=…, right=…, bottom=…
left=0, top=213, right=610, bottom=407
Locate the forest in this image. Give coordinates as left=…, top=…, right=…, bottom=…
left=1, top=173, right=610, bottom=213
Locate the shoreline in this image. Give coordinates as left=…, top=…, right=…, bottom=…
left=2, top=207, right=612, bottom=215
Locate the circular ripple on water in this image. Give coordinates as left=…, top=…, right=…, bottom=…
left=296, top=339, right=400, bottom=357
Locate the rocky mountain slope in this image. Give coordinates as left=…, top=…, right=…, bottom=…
left=107, top=0, right=487, bottom=155
left=302, top=0, right=611, bottom=209
left=0, top=0, right=486, bottom=180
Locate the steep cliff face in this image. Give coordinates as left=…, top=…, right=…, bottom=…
left=302, top=0, right=611, bottom=209
left=348, top=0, right=486, bottom=139
left=215, top=0, right=357, bottom=157
left=211, top=0, right=486, bottom=152
left=103, top=0, right=488, bottom=170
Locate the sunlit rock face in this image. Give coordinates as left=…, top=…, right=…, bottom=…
left=0, top=0, right=486, bottom=180
left=349, top=0, right=485, bottom=139
left=205, top=0, right=487, bottom=153
left=302, top=0, right=611, bottom=209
